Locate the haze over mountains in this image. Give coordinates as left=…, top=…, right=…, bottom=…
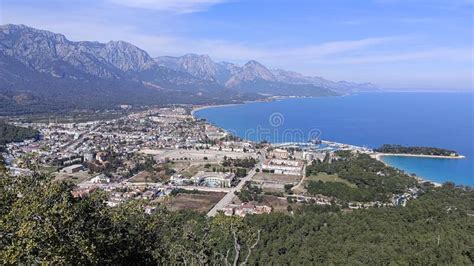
left=0, top=24, right=377, bottom=115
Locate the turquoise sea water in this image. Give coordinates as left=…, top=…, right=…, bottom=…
left=195, top=92, right=474, bottom=186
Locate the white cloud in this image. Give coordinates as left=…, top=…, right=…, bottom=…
left=106, top=0, right=226, bottom=13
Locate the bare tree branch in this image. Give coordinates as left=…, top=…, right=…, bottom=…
left=232, top=228, right=241, bottom=266
left=241, top=230, right=261, bottom=266
left=224, top=249, right=230, bottom=266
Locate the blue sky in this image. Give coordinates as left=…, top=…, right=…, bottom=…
left=1, top=0, right=473, bottom=89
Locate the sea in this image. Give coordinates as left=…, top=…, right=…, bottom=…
left=194, top=92, right=474, bottom=187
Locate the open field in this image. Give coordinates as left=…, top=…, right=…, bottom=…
left=305, top=173, right=357, bottom=188
left=54, top=171, right=92, bottom=185
left=252, top=172, right=302, bottom=193
left=260, top=195, right=292, bottom=213
left=128, top=171, right=164, bottom=183
left=232, top=195, right=294, bottom=213
left=163, top=192, right=226, bottom=213
left=253, top=173, right=301, bottom=184
left=166, top=161, right=191, bottom=172
left=141, top=148, right=257, bottom=163
left=178, top=163, right=221, bottom=178
left=167, top=160, right=247, bottom=178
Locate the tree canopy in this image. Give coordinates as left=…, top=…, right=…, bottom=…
left=0, top=163, right=472, bottom=264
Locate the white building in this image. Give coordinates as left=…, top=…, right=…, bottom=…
left=191, top=171, right=235, bottom=187
left=261, top=159, right=303, bottom=175
left=91, top=174, right=110, bottom=184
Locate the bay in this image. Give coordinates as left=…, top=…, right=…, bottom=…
left=194, top=92, right=474, bottom=186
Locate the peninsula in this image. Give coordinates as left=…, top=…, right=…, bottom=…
left=374, top=144, right=465, bottom=159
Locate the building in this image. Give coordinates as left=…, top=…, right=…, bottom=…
left=169, top=174, right=190, bottom=186
left=61, top=164, right=83, bottom=174
left=191, top=171, right=235, bottom=187
left=91, top=174, right=110, bottom=184
left=95, top=152, right=108, bottom=164
left=223, top=203, right=272, bottom=217
left=271, top=148, right=289, bottom=159
left=83, top=152, right=95, bottom=162
left=261, top=159, right=303, bottom=175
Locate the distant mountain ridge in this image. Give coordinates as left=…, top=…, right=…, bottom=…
left=0, top=24, right=377, bottom=115
left=154, top=54, right=377, bottom=94
left=0, top=24, right=257, bottom=114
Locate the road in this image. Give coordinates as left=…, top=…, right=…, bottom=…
left=60, top=125, right=99, bottom=153
left=206, top=168, right=256, bottom=217
left=206, top=150, right=265, bottom=217
left=292, top=164, right=307, bottom=191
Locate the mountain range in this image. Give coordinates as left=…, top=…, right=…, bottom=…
left=0, top=24, right=377, bottom=115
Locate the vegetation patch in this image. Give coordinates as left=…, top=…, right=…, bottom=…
left=0, top=122, right=39, bottom=148
left=305, top=151, right=417, bottom=202
left=375, top=144, right=458, bottom=156
left=306, top=173, right=357, bottom=188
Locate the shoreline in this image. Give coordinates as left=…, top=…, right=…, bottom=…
left=371, top=154, right=443, bottom=187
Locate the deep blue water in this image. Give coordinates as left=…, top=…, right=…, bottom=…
left=195, top=92, right=474, bottom=186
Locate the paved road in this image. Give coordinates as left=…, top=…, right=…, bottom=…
left=206, top=150, right=265, bottom=217
left=206, top=168, right=256, bottom=217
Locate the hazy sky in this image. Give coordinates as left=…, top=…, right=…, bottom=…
left=1, top=0, right=473, bottom=90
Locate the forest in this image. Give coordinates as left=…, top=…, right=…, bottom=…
left=305, top=151, right=417, bottom=202
left=1, top=161, right=472, bottom=264
left=0, top=122, right=39, bottom=149
left=375, top=144, right=458, bottom=156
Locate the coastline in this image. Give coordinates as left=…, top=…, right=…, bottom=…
left=191, top=103, right=243, bottom=116
left=372, top=153, right=443, bottom=187
left=191, top=98, right=466, bottom=188
left=190, top=93, right=345, bottom=116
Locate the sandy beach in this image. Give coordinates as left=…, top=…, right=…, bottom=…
left=191, top=103, right=242, bottom=116
left=372, top=153, right=453, bottom=187
left=190, top=95, right=327, bottom=116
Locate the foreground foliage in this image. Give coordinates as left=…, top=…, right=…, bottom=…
left=0, top=171, right=472, bottom=264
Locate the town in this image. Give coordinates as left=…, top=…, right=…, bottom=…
left=2, top=106, right=419, bottom=217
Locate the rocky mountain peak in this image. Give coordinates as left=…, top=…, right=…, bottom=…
left=225, top=59, right=275, bottom=87
left=0, top=24, right=68, bottom=43
left=101, top=40, right=155, bottom=72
